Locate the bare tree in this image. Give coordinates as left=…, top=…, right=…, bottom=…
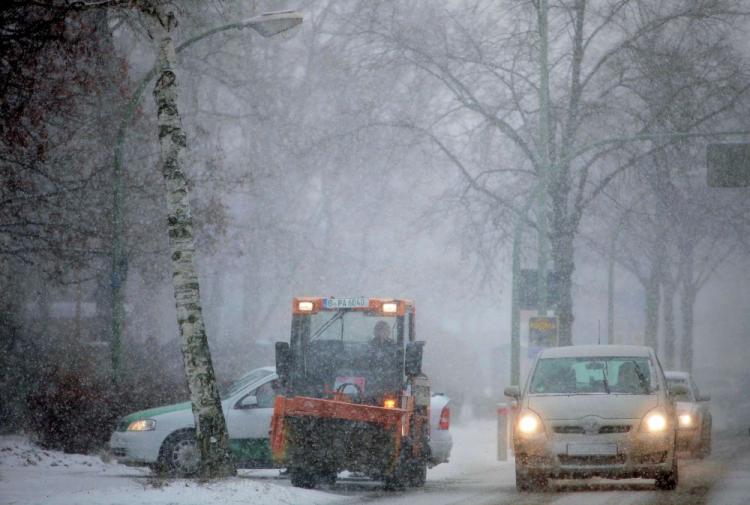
left=347, top=0, right=749, bottom=345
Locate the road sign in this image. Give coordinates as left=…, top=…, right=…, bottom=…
left=529, top=316, right=558, bottom=349
left=707, top=143, right=750, bottom=187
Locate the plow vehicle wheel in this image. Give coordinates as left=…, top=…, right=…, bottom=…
left=383, top=436, right=429, bottom=491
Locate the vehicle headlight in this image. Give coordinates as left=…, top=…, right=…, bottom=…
left=126, top=419, right=156, bottom=431
left=641, top=410, right=668, bottom=432
left=678, top=414, right=694, bottom=428
left=517, top=410, right=544, bottom=435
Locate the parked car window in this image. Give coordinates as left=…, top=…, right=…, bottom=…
left=221, top=369, right=273, bottom=399
left=254, top=379, right=280, bottom=408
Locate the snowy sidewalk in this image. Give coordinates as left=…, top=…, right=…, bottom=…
left=0, top=435, right=345, bottom=505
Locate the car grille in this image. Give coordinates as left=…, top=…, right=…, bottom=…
left=553, top=426, right=585, bottom=434
left=553, top=424, right=631, bottom=435
left=634, top=451, right=667, bottom=464
left=558, top=454, right=627, bottom=466
left=598, top=424, right=631, bottom=434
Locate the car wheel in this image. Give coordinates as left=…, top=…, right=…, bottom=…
left=320, top=468, right=338, bottom=486
left=692, top=420, right=711, bottom=459
left=159, top=430, right=200, bottom=477
left=289, top=466, right=319, bottom=488
left=698, top=420, right=712, bottom=458
left=655, top=456, right=678, bottom=490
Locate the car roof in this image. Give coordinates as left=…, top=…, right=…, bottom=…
left=539, top=344, right=652, bottom=359
left=664, top=370, right=690, bottom=380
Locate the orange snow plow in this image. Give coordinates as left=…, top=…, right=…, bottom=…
left=270, top=297, right=430, bottom=489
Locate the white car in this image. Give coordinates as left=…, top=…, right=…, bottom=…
left=110, top=367, right=452, bottom=474
left=505, top=345, right=682, bottom=492
left=664, top=370, right=712, bottom=459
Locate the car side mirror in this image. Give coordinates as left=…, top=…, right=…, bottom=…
left=275, top=341, right=292, bottom=383
left=237, top=395, right=258, bottom=409
left=504, top=386, right=521, bottom=400
left=668, top=383, right=688, bottom=398
left=405, top=341, right=425, bottom=377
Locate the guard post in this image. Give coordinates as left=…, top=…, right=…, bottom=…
left=497, top=402, right=510, bottom=460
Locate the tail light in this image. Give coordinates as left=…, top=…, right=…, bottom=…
left=438, top=406, right=450, bottom=430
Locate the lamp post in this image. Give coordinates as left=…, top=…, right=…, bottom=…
left=536, top=0, right=551, bottom=319
left=110, top=10, right=303, bottom=383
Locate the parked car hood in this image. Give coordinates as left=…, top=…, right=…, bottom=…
left=121, top=401, right=192, bottom=424
left=528, top=394, right=658, bottom=420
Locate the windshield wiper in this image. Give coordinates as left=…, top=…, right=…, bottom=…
left=628, top=360, right=650, bottom=393
left=310, top=310, right=345, bottom=341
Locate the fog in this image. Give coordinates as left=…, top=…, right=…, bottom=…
left=1, top=0, right=749, bottom=483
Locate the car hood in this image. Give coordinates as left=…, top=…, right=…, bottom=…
left=528, top=394, right=659, bottom=420
left=122, top=401, right=192, bottom=423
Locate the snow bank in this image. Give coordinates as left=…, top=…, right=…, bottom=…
left=0, top=436, right=345, bottom=505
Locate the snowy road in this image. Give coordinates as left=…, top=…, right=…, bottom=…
left=308, top=423, right=750, bottom=505
left=3, top=422, right=749, bottom=505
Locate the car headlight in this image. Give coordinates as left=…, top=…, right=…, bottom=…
left=678, top=413, right=694, bottom=428
left=517, top=410, right=544, bottom=435
left=641, top=409, right=668, bottom=432
left=126, top=419, right=156, bottom=431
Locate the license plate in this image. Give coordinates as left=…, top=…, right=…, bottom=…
left=567, top=443, right=618, bottom=456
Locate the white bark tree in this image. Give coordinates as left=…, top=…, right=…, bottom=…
left=137, top=0, right=235, bottom=478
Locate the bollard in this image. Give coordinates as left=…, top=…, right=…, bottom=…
left=497, top=402, right=509, bottom=460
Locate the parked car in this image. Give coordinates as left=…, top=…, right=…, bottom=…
left=664, top=370, right=712, bottom=459
left=110, top=367, right=452, bottom=475
left=505, top=345, right=682, bottom=492
left=429, top=392, right=453, bottom=466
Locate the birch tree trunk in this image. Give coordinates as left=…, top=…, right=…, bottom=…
left=149, top=13, right=235, bottom=478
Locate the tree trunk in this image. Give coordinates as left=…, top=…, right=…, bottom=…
left=152, top=28, right=235, bottom=478
left=679, top=243, right=696, bottom=372
left=662, top=278, right=677, bottom=368
left=644, top=264, right=660, bottom=352
left=551, top=221, right=575, bottom=346
left=680, top=287, right=696, bottom=373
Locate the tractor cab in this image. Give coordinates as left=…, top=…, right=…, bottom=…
left=275, top=297, right=423, bottom=406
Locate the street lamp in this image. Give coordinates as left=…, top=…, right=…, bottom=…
left=110, top=10, right=303, bottom=383
left=243, top=10, right=303, bottom=38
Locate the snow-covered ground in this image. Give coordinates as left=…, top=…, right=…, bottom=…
left=0, top=421, right=507, bottom=505
left=0, top=435, right=346, bottom=505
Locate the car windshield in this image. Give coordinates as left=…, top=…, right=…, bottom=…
left=666, top=378, right=695, bottom=402
left=221, top=369, right=273, bottom=399
left=529, top=356, right=655, bottom=395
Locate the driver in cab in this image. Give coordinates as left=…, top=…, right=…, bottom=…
left=371, top=320, right=394, bottom=347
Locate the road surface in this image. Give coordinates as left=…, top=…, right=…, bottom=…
left=251, top=421, right=750, bottom=505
